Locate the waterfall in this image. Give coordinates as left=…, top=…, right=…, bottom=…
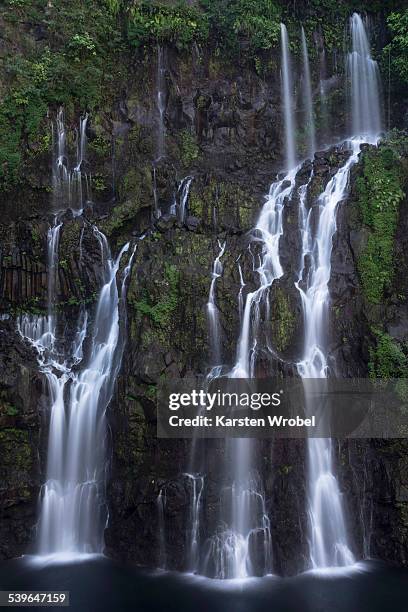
left=156, top=45, right=166, bottom=161
left=318, top=46, right=330, bottom=147
left=201, top=171, right=297, bottom=579
left=157, top=488, right=167, bottom=569
left=301, top=27, right=316, bottom=158
left=170, top=177, right=193, bottom=223
left=19, top=232, right=134, bottom=557
left=178, top=176, right=193, bottom=223
left=184, top=473, right=204, bottom=572
left=280, top=24, right=296, bottom=170
left=52, top=109, right=69, bottom=210
left=232, top=172, right=296, bottom=378
left=52, top=110, right=90, bottom=214
left=237, top=259, right=245, bottom=321
left=293, top=12, right=383, bottom=569
left=71, top=113, right=89, bottom=212
left=348, top=13, right=382, bottom=139
left=207, top=240, right=226, bottom=367
left=295, top=145, right=360, bottom=568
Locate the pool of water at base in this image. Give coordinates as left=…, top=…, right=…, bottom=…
left=0, top=557, right=407, bottom=612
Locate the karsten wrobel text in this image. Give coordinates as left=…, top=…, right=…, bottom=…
left=156, top=378, right=408, bottom=439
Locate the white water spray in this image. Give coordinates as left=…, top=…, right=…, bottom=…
left=19, top=233, right=134, bottom=556
left=296, top=13, right=383, bottom=569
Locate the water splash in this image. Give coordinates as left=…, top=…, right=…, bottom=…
left=19, top=234, right=134, bottom=556
left=295, top=143, right=362, bottom=568
left=184, top=473, right=204, bottom=572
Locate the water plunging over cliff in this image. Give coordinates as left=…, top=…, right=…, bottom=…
left=281, top=24, right=296, bottom=171
left=348, top=13, right=382, bottom=139
left=20, top=233, right=133, bottom=556
left=156, top=45, right=166, bottom=161
left=52, top=110, right=90, bottom=214
left=20, top=117, right=135, bottom=555
left=295, top=13, right=383, bottom=568
left=295, top=144, right=360, bottom=568
left=207, top=241, right=226, bottom=368
left=202, top=171, right=297, bottom=579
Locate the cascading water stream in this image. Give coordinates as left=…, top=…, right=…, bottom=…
left=172, top=13, right=381, bottom=579
left=178, top=176, right=193, bottom=223
left=203, top=171, right=297, bottom=579
left=184, top=473, right=204, bottom=572
left=281, top=23, right=296, bottom=171
left=295, top=12, right=382, bottom=569
left=207, top=241, right=226, bottom=369
left=71, top=113, right=89, bottom=213
left=52, top=110, right=90, bottom=214
left=347, top=13, right=382, bottom=139
left=20, top=234, right=133, bottom=556
left=295, top=144, right=360, bottom=568
left=157, top=488, right=167, bottom=569
left=156, top=45, right=166, bottom=161
left=170, top=176, right=193, bottom=223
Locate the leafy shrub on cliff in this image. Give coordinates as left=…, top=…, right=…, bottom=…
left=0, top=0, right=124, bottom=190
left=369, top=331, right=408, bottom=379
left=383, top=9, right=408, bottom=87
left=201, top=0, right=281, bottom=52
left=128, top=2, right=209, bottom=49
left=356, top=146, right=405, bottom=305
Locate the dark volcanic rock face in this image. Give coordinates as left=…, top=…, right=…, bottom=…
left=0, top=321, right=43, bottom=559
left=0, top=22, right=407, bottom=576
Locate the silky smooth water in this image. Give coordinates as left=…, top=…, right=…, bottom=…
left=280, top=24, right=296, bottom=171
left=348, top=13, right=382, bottom=139
left=19, top=232, right=133, bottom=556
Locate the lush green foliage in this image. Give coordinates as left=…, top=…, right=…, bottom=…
left=201, top=0, right=281, bottom=52
left=383, top=9, right=408, bottom=86
left=127, top=0, right=281, bottom=54
left=0, top=0, right=124, bottom=190
left=356, top=147, right=405, bottom=304
left=128, top=2, right=209, bottom=50
left=134, top=264, right=180, bottom=329
left=369, top=330, right=408, bottom=379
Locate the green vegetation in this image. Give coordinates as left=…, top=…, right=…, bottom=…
left=128, top=2, right=209, bottom=50
left=0, top=0, right=406, bottom=194
left=368, top=329, right=408, bottom=401
left=369, top=330, right=408, bottom=379
left=179, top=130, right=200, bottom=167
left=0, top=0, right=124, bottom=190
left=134, top=263, right=180, bottom=329
left=356, top=147, right=405, bottom=305
left=384, top=9, right=408, bottom=87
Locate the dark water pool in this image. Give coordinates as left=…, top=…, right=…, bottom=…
left=0, top=557, right=407, bottom=612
